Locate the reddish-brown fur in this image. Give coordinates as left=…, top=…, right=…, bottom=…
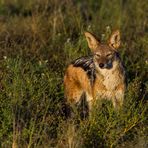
left=64, top=65, right=92, bottom=103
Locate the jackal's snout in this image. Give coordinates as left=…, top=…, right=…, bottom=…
left=99, top=63, right=104, bottom=68
left=95, top=57, right=113, bottom=69
left=98, top=60, right=113, bottom=69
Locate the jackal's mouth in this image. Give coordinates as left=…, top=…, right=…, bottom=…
left=98, top=62, right=113, bottom=69
left=105, top=62, right=113, bottom=69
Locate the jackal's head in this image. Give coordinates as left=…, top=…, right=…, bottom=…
left=84, top=30, right=121, bottom=72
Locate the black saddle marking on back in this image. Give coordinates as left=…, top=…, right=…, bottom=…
left=71, top=56, right=96, bottom=85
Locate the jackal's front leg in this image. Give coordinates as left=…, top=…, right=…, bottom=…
left=113, top=90, right=124, bottom=109
left=86, top=92, right=94, bottom=116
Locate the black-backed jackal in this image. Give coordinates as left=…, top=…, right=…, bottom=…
left=64, top=30, right=126, bottom=113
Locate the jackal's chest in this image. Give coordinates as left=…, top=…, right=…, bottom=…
left=94, top=69, right=124, bottom=99
left=102, top=71, right=121, bottom=90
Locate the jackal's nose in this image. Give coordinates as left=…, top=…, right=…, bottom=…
left=99, top=63, right=104, bottom=68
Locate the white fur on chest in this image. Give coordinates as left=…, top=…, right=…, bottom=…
left=98, top=61, right=122, bottom=90
left=101, top=69, right=120, bottom=90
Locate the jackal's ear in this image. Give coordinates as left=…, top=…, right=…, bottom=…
left=109, top=30, right=120, bottom=49
left=84, top=31, right=99, bottom=51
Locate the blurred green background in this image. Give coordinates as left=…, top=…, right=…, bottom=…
left=0, top=0, right=147, bottom=147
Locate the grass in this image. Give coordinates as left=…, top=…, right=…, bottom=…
left=0, top=0, right=148, bottom=147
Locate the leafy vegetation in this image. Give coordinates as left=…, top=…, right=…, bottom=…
left=0, top=0, right=147, bottom=147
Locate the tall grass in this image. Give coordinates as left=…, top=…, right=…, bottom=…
left=0, top=0, right=147, bottom=147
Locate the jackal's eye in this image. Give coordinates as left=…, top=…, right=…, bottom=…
left=95, top=53, right=101, bottom=58
left=106, top=53, right=112, bottom=57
